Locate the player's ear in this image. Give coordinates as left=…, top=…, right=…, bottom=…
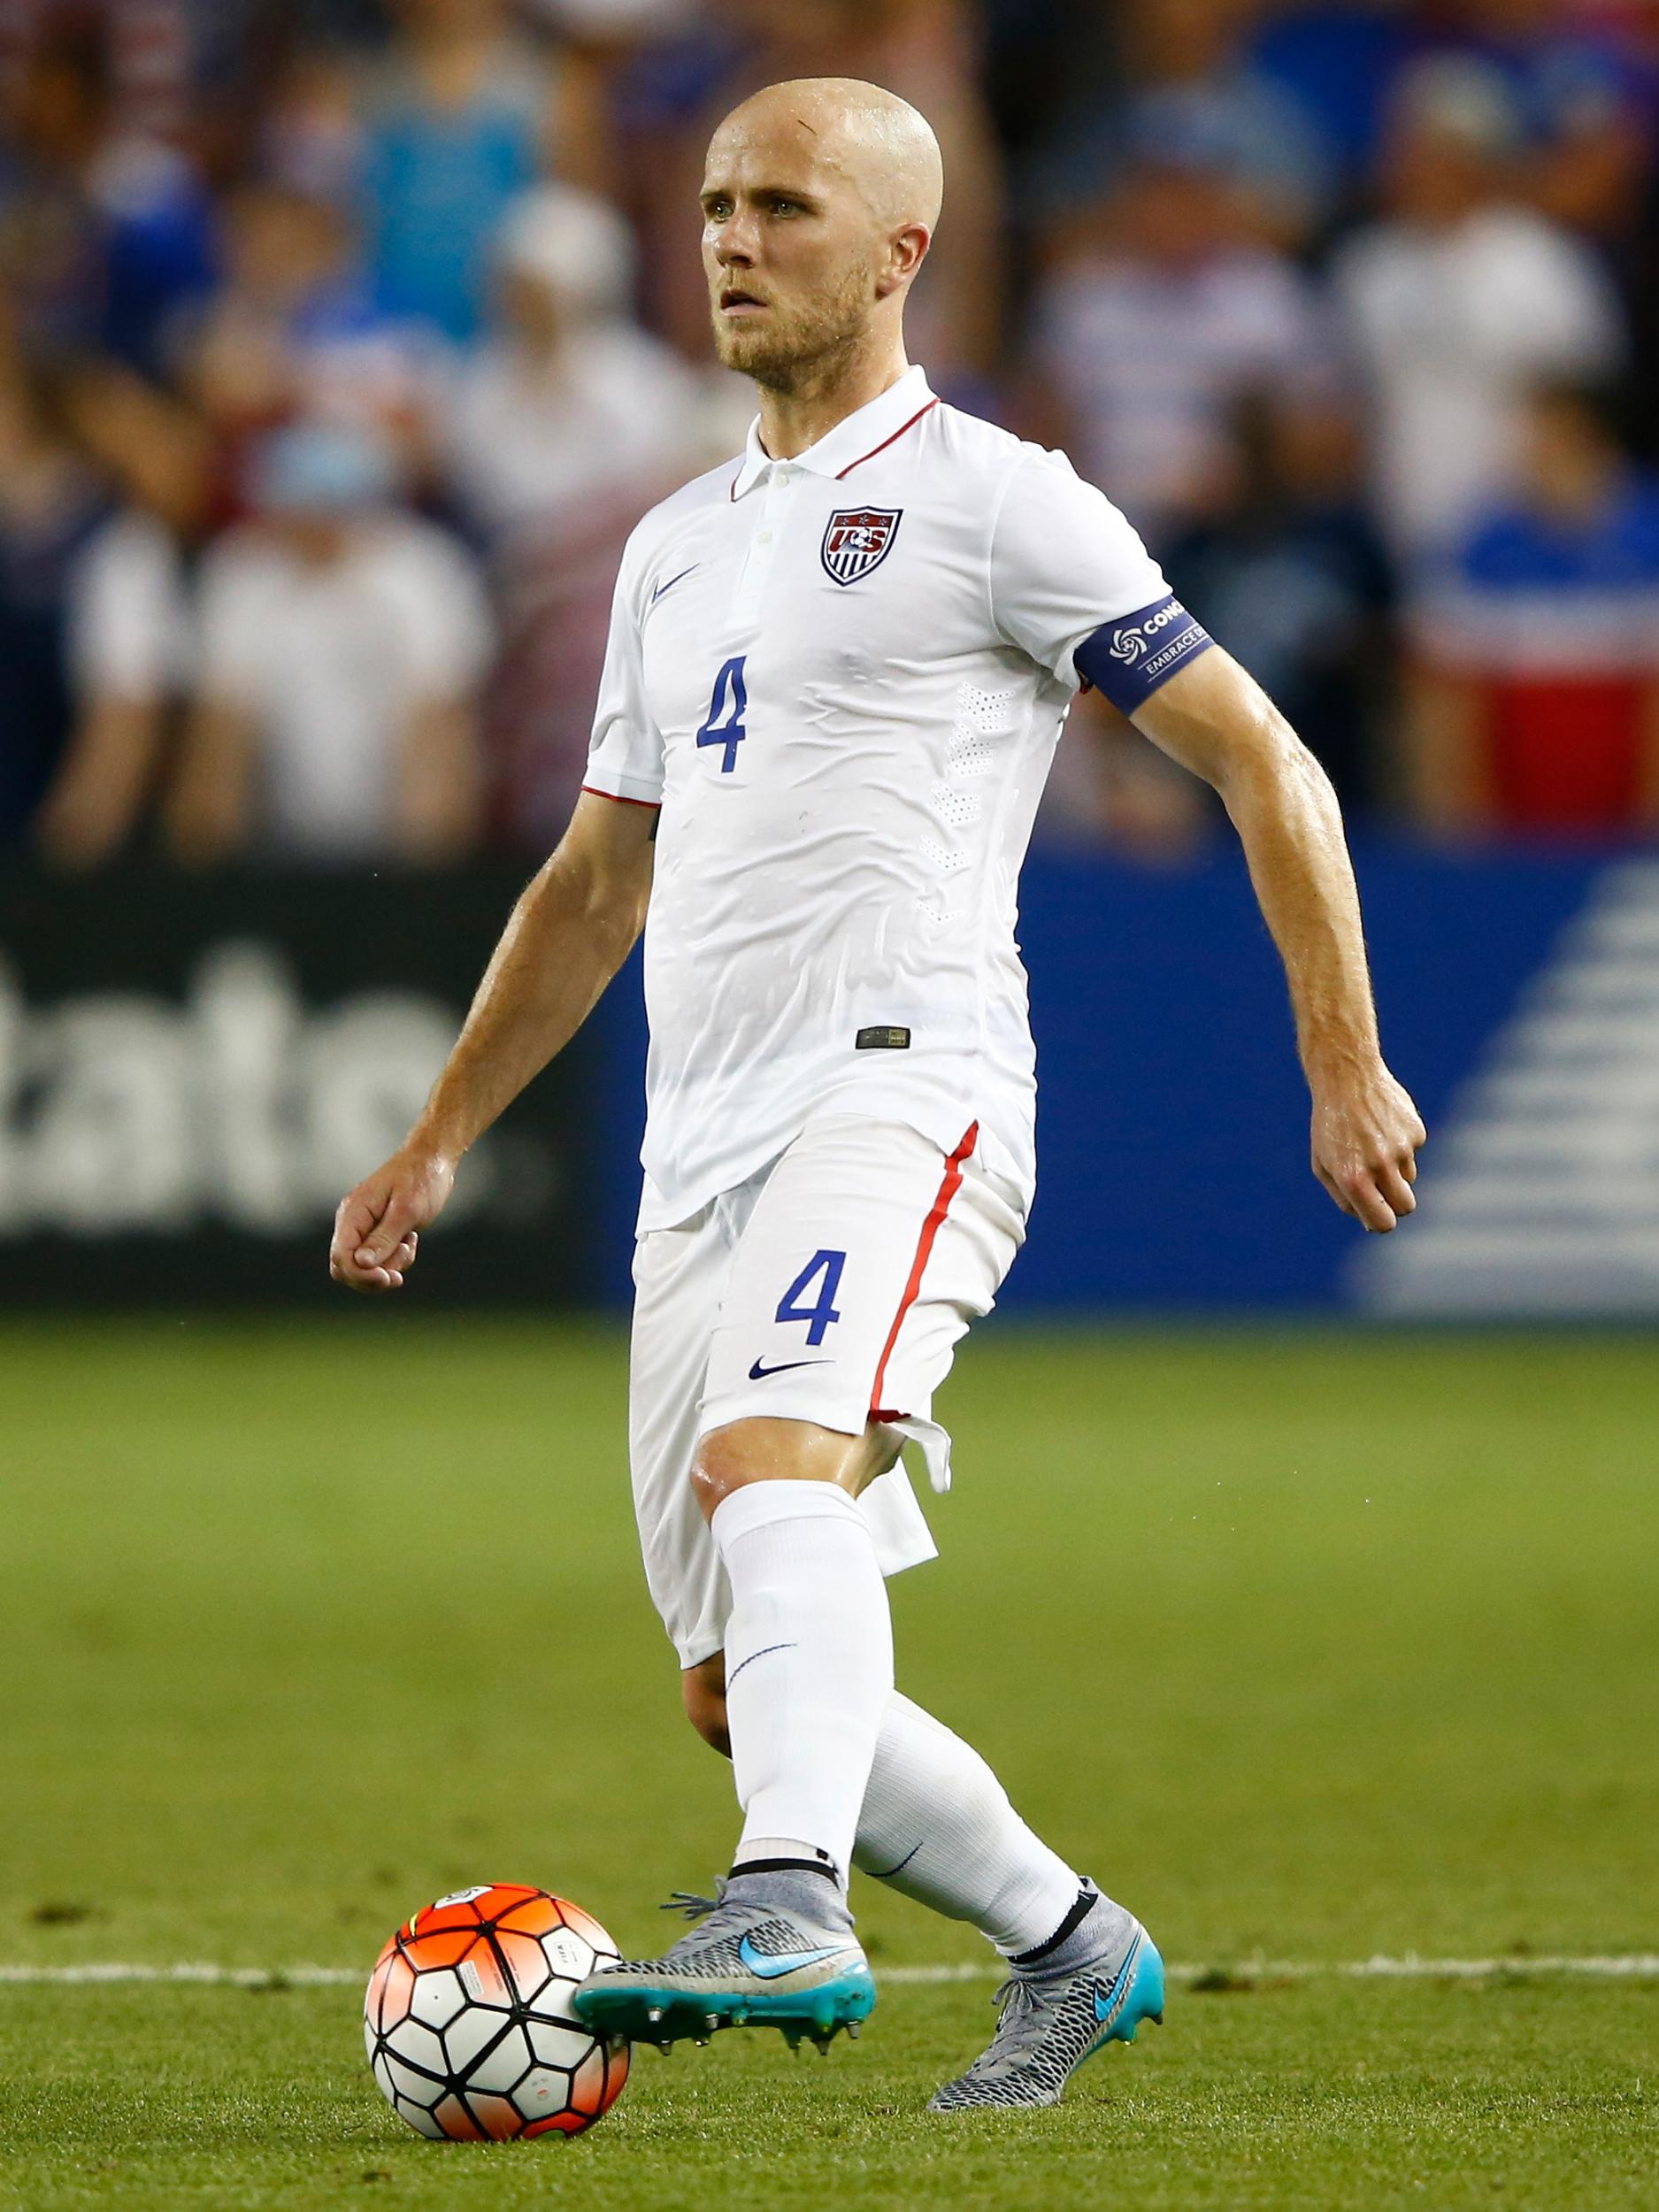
left=875, top=220, right=930, bottom=297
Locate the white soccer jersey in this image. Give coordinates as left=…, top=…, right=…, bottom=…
left=583, top=365, right=1179, bottom=1233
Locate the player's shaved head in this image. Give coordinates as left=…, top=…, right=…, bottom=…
left=700, top=78, right=941, bottom=392
left=713, top=78, right=943, bottom=234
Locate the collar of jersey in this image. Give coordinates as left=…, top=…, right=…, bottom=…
left=730, top=364, right=933, bottom=500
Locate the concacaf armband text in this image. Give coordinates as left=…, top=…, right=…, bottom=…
left=1073, top=595, right=1214, bottom=715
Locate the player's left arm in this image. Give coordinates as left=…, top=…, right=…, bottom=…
left=1132, top=647, right=1426, bottom=1232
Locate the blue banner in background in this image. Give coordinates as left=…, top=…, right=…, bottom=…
left=1008, top=844, right=1608, bottom=1311
left=7, top=850, right=1645, bottom=1315
left=594, top=844, right=1657, bottom=1316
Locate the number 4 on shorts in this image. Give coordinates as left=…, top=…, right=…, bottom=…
left=776, top=1248, right=845, bottom=1346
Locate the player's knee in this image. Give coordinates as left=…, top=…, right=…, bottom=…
left=688, top=1424, right=760, bottom=1517
left=688, top=1417, right=843, bottom=1519
left=690, top=1416, right=902, bottom=1523
left=680, top=1658, right=730, bottom=1756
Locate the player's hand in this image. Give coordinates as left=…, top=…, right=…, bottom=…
left=1309, top=1061, right=1426, bottom=1233
left=329, top=1147, right=457, bottom=1293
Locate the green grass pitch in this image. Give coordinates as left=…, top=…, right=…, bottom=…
left=3, top=1317, right=1656, bottom=2210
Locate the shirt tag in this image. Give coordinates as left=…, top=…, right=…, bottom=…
left=856, top=1025, right=911, bottom=1050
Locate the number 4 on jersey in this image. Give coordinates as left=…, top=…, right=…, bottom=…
left=696, top=656, right=748, bottom=773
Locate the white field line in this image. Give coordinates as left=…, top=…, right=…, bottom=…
left=2, top=1955, right=1656, bottom=1991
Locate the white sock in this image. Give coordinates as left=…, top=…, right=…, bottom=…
left=711, top=1479, right=894, bottom=1887
left=854, top=1691, right=1086, bottom=1955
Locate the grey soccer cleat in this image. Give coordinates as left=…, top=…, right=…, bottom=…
left=571, top=1881, right=876, bottom=2054
left=927, top=1920, right=1164, bottom=2111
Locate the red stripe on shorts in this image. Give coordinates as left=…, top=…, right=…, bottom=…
left=869, top=1120, right=979, bottom=1419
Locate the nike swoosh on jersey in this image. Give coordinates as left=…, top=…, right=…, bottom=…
left=651, top=564, right=699, bottom=604
left=736, top=1935, right=848, bottom=1980
left=747, top=1356, right=831, bottom=1381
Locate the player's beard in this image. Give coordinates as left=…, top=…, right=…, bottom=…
left=710, top=253, right=876, bottom=393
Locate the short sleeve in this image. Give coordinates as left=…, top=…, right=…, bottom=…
left=583, top=534, right=664, bottom=807
left=988, top=449, right=1171, bottom=689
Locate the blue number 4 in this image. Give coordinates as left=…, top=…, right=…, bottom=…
left=696, top=655, right=748, bottom=773
left=776, top=1249, right=845, bottom=1346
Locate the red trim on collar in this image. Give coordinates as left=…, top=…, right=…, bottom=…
left=836, top=396, right=938, bottom=479
left=732, top=394, right=938, bottom=497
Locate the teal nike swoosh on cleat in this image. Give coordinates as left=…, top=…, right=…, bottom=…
left=572, top=1964, right=876, bottom=2047
left=1091, top=1932, right=1165, bottom=2047
left=926, top=1921, right=1164, bottom=2110
left=1094, top=1957, right=1132, bottom=2024
left=570, top=1888, right=877, bottom=2049
left=736, top=1935, right=848, bottom=1979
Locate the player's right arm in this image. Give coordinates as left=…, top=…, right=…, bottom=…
left=334, top=503, right=668, bottom=1294
left=329, top=790, right=656, bottom=1292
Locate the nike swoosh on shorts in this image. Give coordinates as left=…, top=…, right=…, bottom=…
left=747, top=1356, right=830, bottom=1380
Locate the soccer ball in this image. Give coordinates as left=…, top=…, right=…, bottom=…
left=364, top=1883, right=630, bottom=2139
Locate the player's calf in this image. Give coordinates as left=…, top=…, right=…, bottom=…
left=681, top=1654, right=731, bottom=1755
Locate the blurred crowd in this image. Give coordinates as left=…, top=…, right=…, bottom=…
left=4, top=0, right=1659, bottom=870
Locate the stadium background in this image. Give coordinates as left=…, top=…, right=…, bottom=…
left=2, top=5, right=1656, bottom=2209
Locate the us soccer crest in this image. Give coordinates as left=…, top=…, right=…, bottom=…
left=820, top=506, right=902, bottom=586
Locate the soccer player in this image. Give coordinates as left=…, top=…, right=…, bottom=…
left=330, top=78, right=1426, bottom=2110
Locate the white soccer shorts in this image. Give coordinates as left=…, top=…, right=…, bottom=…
left=627, top=1115, right=1025, bottom=1668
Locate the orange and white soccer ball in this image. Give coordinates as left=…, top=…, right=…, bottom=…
left=365, top=1884, right=630, bottom=2139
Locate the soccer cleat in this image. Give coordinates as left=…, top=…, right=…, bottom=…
left=926, top=1921, right=1164, bottom=2112
left=570, top=1883, right=876, bottom=2049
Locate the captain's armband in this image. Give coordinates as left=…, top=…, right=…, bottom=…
left=1073, top=595, right=1214, bottom=714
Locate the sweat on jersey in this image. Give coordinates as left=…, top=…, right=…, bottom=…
left=582, top=365, right=1210, bottom=1233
